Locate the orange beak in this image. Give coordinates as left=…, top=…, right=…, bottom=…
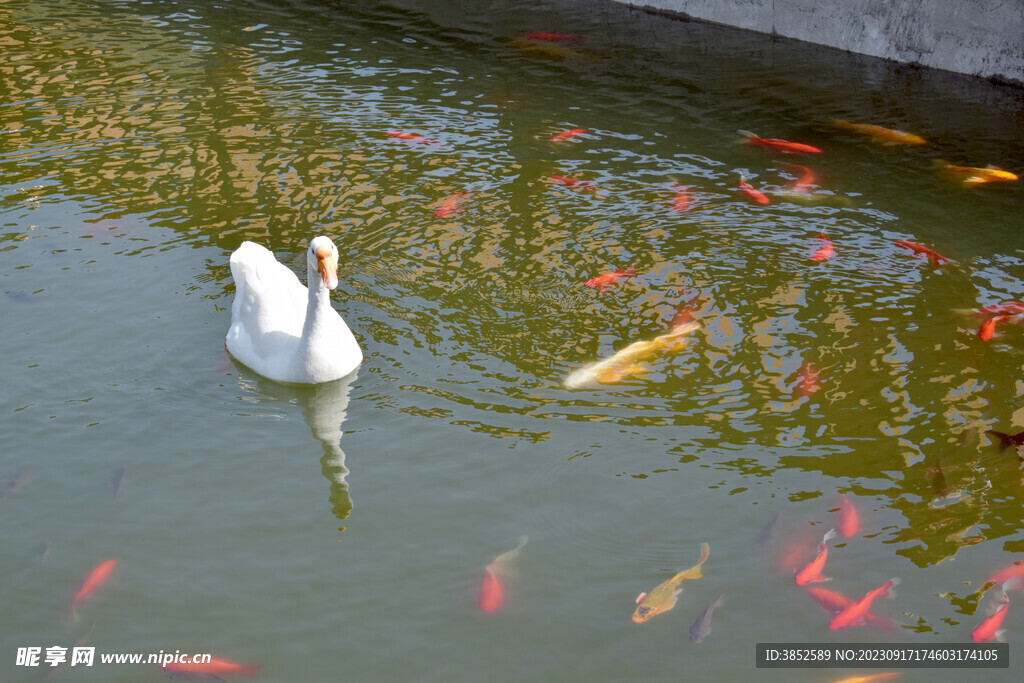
left=315, top=245, right=338, bottom=290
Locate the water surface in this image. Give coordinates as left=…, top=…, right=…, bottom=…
left=2, top=1, right=1023, bottom=681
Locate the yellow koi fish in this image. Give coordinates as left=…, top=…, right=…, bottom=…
left=936, top=160, right=1018, bottom=186
left=631, top=542, right=710, bottom=623
left=565, top=321, right=699, bottom=388
left=833, top=119, right=926, bottom=145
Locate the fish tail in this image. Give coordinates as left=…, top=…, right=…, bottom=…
left=989, top=430, right=1013, bottom=451
left=883, top=577, right=901, bottom=598
left=737, top=130, right=757, bottom=140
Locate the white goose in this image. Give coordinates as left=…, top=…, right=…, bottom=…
left=226, top=236, right=363, bottom=384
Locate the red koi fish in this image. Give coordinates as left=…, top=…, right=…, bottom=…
left=893, top=239, right=951, bottom=266
left=990, top=562, right=1024, bottom=585
left=739, top=130, right=822, bottom=154
left=670, top=294, right=701, bottom=327
left=70, top=559, right=117, bottom=617
left=806, top=587, right=895, bottom=629
left=978, top=315, right=1010, bottom=341
left=547, top=175, right=596, bottom=191
left=829, top=578, right=899, bottom=630
left=550, top=127, right=587, bottom=143
left=797, top=361, right=819, bottom=396
left=738, top=176, right=770, bottom=205
left=811, top=232, right=835, bottom=261
left=478, top=537, right=527, bottom=613
left=795, top=529, right=836, bottom=586
left=386, top=130, right=441, bottom=147
left=434, top=190, right=469, bottom=218
left=671, top=184, right=691, bottom=212
left=839, top=494, right=861, bottom=538
left=478, top=565, right=503, bottom=612
left=585, top=267, right=636, bottom=291
left=161, top=656, right=261, bottom=678
left=784, top=163, right=817, bottom=192
left=972, top=593, right=1010, bottom=642
left=975, top=302, right=1024, bottom=318
left=523, top=32, right=583, bottom=42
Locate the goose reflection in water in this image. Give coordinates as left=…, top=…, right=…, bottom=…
left=233, top=365, right=358, bottom=524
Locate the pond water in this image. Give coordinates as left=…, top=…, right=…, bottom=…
left=2, top=0, right=1023, bottom=681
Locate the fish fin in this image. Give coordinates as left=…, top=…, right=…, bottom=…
left=1004, top=576, right=1023, bottom=592
left=822, top=528, right=837, bottom=544
left=964, top=176, right=985, bottom=186
left=884, top=577, right=901, bottom=598
left=995, top=629, right=1006, bottom=642
left=635, top=592, right=647, bottom=605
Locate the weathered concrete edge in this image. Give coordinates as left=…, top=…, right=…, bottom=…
left=618, top=0, right=1024, bottom=86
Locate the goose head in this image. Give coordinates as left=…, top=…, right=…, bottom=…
left=308, top=236, right=339, bottom=290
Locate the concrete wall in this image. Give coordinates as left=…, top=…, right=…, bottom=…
left=621, top=0, right=1024, bottom=84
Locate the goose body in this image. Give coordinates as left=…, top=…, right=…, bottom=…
left=226, top=236, right=362, bottom=384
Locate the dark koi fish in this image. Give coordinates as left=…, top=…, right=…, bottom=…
left=690, top=594, right=725, bottom=643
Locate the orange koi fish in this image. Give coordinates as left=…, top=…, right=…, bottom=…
left=829, top=578, right=899, bottom=630
left=550, top=127, right=587, bottom=143
left=386, top=130, right=441, bottom=147
left=523, top=32, right=583, bottom=42
left=794, top=528, right=836, bottom=585
left=478, top=537, right=527, bottom=613
left=547, top=175, right=596, bottom=191
left=806, top=587, right=895, bottom=629
left=972, top=592, right=1010, bottom=642
left=829, top=674, right=901, bottom=683
left=739, top=130, right=822, bottom=154
left=936, top=160, right=1018, bottom=187
left=70, top=559, right=117, bottom=617
left=161, top=656, right=261, bottom=678
left=671, top=183, right=691, bottom=212
left=893, top=239, right=951, bottom=266
left=833, top=119, right=926, bottom=145
left=839, top=494, right=861, bottom=538
left=811, top=232, right=835, bottom=261
left=990, top=561, right=1024, bottom=585
left=434, top=190, right=469, bottom=218
left=738, top=176, right=770, bottom=205
left=784, top=163, right=817, bottom=192
left=632, top=543, right=710, bottom=623
left=585, top=267, right=636, bottom=291
left=797, top=361, right=820, bottom=396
